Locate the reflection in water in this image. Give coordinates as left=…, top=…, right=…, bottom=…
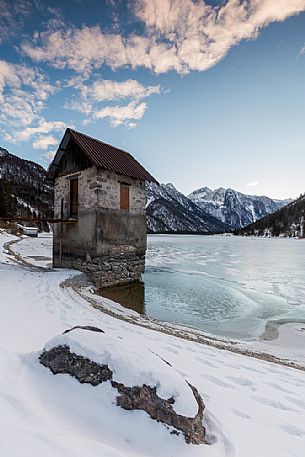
left=98, top=281, right=146, bottom=315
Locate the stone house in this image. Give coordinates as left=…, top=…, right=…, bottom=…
left=46, top=128, right=157, bottom=288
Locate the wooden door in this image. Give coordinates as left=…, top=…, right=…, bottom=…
left=70, top=178, right=78, bottom=218
left=120, top=184, right=130, bottom=210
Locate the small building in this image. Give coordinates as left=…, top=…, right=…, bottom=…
left=46, top=128, right=157, bottom=288
left=17, top=225, right=39, bottom=237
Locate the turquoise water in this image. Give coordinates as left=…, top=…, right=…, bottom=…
left=142, top=235, right=305, bottom=341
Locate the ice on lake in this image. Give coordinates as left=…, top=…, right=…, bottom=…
left=143, top=235, right=305, bottom=341
left=13, top=233, right=305, bottom=342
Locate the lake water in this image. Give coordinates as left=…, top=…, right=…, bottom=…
left=140, top=235, right=305, bottom=341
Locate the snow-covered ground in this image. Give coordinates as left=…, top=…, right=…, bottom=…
left=1, top=230, right=305, bottom=457
left=11, top=232, right=53, bottom=268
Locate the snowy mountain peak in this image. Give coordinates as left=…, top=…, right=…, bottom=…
left=188, top=186, right=291, bottom=229
left=145, top=182, right=229, bottom=234
left=164, top=183, right=177, bottom=191
left=190, top=186, right=212, bottom=197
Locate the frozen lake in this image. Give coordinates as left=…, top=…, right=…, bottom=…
left=13, top=233, right=305, bottom=342
left=142, top=235, right=305, bottom=341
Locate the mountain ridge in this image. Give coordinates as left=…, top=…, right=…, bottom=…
left=0, top=147, right=53, bottom=219
left=188, top=186, right=291, bottom=229
left=0, top=146, right=293, bottom=234
left=238, top=193, right=305, bottom=237
left=146, top=182, right=230, bottom=234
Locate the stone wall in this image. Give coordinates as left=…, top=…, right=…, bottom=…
left=96, top=169, right=146, bottom=214
left=54, top=166, right=97, bottom=218
left=71, top=252, right=146, bottom=288
left=54, top=167, right=146, bottom=217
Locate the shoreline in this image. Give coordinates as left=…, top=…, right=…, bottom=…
left=69, top=277, right=305, bottom=372
left=5, top=231, right=305, bottom=372
left=260, top=318, right=305, bottom=341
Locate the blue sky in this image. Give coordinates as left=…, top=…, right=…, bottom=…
left=1, top=0, right=305, bottom=199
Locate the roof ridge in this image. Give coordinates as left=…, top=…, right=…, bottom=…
left=47, top=128, right=158, bottom=183
left=68, top=128, right=132, bottom=158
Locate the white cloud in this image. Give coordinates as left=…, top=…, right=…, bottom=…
left=0, top=59, right=57, bottom=132
left=128, top=122, right=138, bottom=129
left=32, top=135, right=58, bottom=150
left=21, top=25, right=183, bottom=74
left=134, top=0, right=305, bottom=72
left=21, top=1, right=305, bottom=75
left=85, top=79, right=160, bottom=102
left=65, top=78, right=160, bottom=127
left=95, top=101, right=147, bottom=127
left=14, top=119, right=67, bottom=142
left=247, top=181, right=260, bottom=187
left=0, top=60, right=64, bottom=149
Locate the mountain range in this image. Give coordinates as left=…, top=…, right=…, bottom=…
left=0, top=146, right=296, bottom=235
left=188, top=186, right=291, bottom=229
left=146, top=183, right=229, bottom=233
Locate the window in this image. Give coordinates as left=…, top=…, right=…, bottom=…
left=70, top=178, right=78, bottom=218
left=120, top=183, right=130, bottom=210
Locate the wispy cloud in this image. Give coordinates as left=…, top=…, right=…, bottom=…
left=95, top=101, right=147, bottom=127
left=247, top=181, right=259, bottom=187
left=17, top=0, right=305, bottom=133
left=11, top=119, right=67, bottom=143
left=0, top=0, right=31, bottom=44
left=32, top=135, right=58, bottom=150
left=299, top=43, right=305, bottom=55
left=0, top=63, right=67, bottom=157
left=21, top=1, right=305, bottom=75
left=0, top=60, right=57, bottom=131
left=2, top=0, right=305, bottom=148
left=82, top=79, right=160, bottom=102
left=65, top=78, right=160, bottom=127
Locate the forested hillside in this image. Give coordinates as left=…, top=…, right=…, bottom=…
left=238, top=194, right=305, bottom=237
left=0, top=147, right=53, bottom=220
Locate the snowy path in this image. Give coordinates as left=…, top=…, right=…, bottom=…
left=0, top=230, right=305, bottom=457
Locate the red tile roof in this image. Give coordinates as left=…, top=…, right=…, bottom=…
left=47, top=128, right=158, bottom=183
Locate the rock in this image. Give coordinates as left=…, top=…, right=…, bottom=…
left=111, top=381, right=206, bottom=444
left=40, top=345, right=113, bottom=386
left=39, top=328, right=207, bottom=444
